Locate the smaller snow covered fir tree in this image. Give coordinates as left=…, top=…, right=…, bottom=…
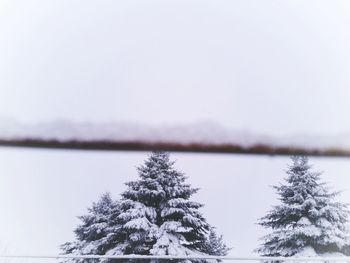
left=257, top=156, right=350, bottom=257
left=61, top=192, right=122, bottom=262
left=203, top=228, right=230, bottom=256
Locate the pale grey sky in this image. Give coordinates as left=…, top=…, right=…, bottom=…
left=1, top=0, right=350, bottom=259
left=1, top=0, right=350, bottom=135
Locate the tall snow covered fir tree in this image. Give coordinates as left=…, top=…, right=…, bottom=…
left=257, top=156, right=349, bottom=257
left=113, top=151, right=217, bottom=256
left=62, top=152, right=229, bottom=262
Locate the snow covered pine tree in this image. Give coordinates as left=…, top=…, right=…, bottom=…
left=203, top=229, right=230, bottom=256
left=62, top=152, right=228, bottom=262
left=257, top=156, right=349, bottom=257
left=61, top=193, right=122, bottom=262
left=112, top=152, right=227, bottom=258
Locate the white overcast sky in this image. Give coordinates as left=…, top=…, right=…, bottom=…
left=1, top=0, right=350, bottom=135
left=1, top=0, right=350, bottom=259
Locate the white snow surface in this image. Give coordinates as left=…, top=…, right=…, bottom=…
left=287, top=247, right=348, bottom=263
left=294, top=246, right=319, bottom=257
left=1, top=119, right=350, bottom=150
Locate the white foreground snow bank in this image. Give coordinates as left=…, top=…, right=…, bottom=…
left=282, top=247, right=348, bottom=263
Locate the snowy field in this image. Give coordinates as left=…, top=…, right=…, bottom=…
left=0, top=149, right=349, bottom=258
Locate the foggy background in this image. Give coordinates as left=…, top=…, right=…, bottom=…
left=1, top=0, right=350, bottom=135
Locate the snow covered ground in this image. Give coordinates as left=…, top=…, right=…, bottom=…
left=283, top=247, right=348, bottom=263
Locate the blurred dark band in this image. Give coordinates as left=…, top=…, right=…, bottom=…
left=0, top=139, right=349, bottom=157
